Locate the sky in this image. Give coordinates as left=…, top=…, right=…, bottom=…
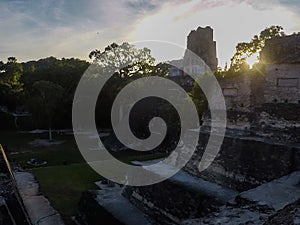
left=1, top=0, right=300, bottom=67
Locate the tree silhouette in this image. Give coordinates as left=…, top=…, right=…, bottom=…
left=27, top=80, right=63, bottom=141
left=230, top=25, right=285, bottom=72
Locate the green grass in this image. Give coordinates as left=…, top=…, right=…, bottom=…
left=11, top=141, right=84, bottom=168
left=31, top=163, right=102, bottom=223
left=0, top=130, right=69, bottom=150
left=0, top=131, right=84, bottom=168
left=0, top=131, right=167, bottom=225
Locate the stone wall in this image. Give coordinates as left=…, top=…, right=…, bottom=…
left=123, top=176, right=231, bottom=225
left=212, top=67, right=300, bottom=134
left=168, top=26, right=218, bottom=78
left=209, top=74, right=253, bottom=130
left=211, top=33, right=300, bottom=132
left=260, top=34, right=300, bottom=64
left=218, top=74, right=252, bottom=112
left=76, top=191, right=125, bottom=225
left=184, top=26, right=218, bottom=71
left=184, top=132, right=300, bottom=191
left=263, top=64, right=300, bottom=104
left=250, top=73, right=265, bottom=107
left=251, top=103, right=300, bottom=142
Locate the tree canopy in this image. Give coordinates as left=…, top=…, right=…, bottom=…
left=89, top=42, right=169, bottom=128
left=89, top=42, right=155, bottom=78
left=0, top=26, right=288, bottom=131
left=229, top=25, right=285, bottom=72
left=0, top=58, right=23, bottom=109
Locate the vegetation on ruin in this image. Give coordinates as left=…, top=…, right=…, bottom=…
left=212, top=25, right=286, bottom=79
left=188, top=26, right=286, bottom=119
left=229, top=25, right=285, bottom=72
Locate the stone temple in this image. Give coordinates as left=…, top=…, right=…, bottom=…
left=75, top=28, right=300, bottom=225
left=185, top=26, right=218, bottom=71
left=168, top=26, right=218, bottom=88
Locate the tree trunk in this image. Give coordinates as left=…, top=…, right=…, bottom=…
left=49, top=127, right=52, bottom=141
left=48, top=120, right=52, bottom=141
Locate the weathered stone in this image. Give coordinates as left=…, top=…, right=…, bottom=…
left=123, top=166, right=237, bottom=225
left=264, top=200, right=300, bottom=225
left=15, top=172, right=65, bottom=225
left=75, top=191, right=126, bottom=225
left=168, top=26, right=218, bottom=89
left=184, top=26, right=218, bottom=71
left=218, top=74, right=252, bottom=112
left=184, top=132, right=300, bottom=191
left=263, top=63, right=300, bottom=103
left=260, top=34, right=300, bottom=64
left=237, top=171, right=300, bottom=211
left=76, top=27, right=300, bottom=225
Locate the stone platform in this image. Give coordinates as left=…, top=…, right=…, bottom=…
left=75, top=165, right=299, bottom=225
left=15, top=172, right=65, bottom=225
left=182, top=171, right=300, bottom=225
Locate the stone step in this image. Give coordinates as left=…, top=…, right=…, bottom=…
left=181, top=171, right=300, bottom=225
left=122, top=160, right=239, bottom=224
left=180, top=204, right=273, bottom=225
left=238, top=171, right=300, bottom=210
left=132, top=160, right=239, bottom=203
left=97, top=183, right=154, bottom=225
left=14, top=172, right=65, bottom=225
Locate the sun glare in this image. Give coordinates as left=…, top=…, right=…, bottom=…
left=129, top=0, right=296, bottom=68
left=246, top=53, right=260, bottom=68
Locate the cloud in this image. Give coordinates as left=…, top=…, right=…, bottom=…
left=0, top=0, right=300, bottom=63
left=0, top=0, right=151, bottom=61
left=270, top=0, right=300, bottom=12
left=125, top=0, right=192, bottom=12
left=129, top=0, right=300, bottom=68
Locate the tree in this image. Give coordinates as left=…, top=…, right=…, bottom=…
left=153, top=62, right=169, bottom=77
left=89, top=42, right=157, bottom=128
left=0, top=57, right=23, bottom=109
left=230, top=25, right=285, bottom=72
left=21, top=57, right=90, bottom=128
left=27, top=80, right=64, bottom=141
left=89, top=42, right=155, bottom=77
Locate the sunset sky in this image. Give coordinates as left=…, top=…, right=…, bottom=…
left=1, top=0, right=300, bottom=67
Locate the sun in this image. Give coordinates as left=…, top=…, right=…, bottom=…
left=128, top=1, right=296, bottom=68
left=246, top=53, right=260, bottom=68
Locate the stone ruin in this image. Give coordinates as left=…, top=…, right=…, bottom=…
left=75, top=28, right=300, bottom=225
left=168, top=26, right=218, bottom=89
left=184, top=26, right=218, bottom=71
left=209, top=34, right=300, bottom=143
left=186, top=32, right=300, bottom=192
left=260, top=34, right=300, bottom=64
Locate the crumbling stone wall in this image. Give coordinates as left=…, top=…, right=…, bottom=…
left=169, top=26, right=218, bottom=79
left=184, top=26, right=218, bottom=71
left=218, top=74, right=252, bottom=112
left=258, top=34, right=300, bottom=104
left=213, top=35, right=300, bottom=135
left=263, top=64, right=300, bottom=104
left=252, top=103, right=300, bottom=142
left=123, top=177, right=226, bottom=225
left=213, top=74, right=253, bottom=129
left=250, top=72, right=265, bottom=107
left=260, top=34, right=300, bottom=64
left=184, top=132, right=300, bottom=191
